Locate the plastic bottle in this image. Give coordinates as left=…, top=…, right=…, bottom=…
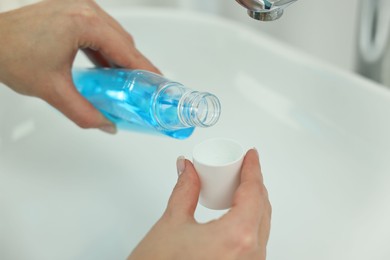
left=72, top=68, right=221, bottom=139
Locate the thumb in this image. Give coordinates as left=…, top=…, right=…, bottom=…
left=165, top=157, right=201, bottom=222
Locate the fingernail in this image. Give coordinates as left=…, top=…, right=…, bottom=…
left=99, top=124, right=117, bottom=134
left=176, top=156, right=186, bottom=177
left=253, top=147, right=259, bottom=158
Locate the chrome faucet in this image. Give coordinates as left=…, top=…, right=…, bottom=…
left=357, top=0, right=390, bottom=87
left=235, top=0, right=297, bottom=21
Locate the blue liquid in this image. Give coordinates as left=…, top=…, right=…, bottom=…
left=72, top=69, right=195, bottom=139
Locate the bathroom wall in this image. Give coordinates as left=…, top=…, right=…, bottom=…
left=1, top=0, right=360, bottom=71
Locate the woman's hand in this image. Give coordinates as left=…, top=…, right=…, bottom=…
left=0, top=0, right=159, bottom=133
left=129, top=149, right=272, bottom=260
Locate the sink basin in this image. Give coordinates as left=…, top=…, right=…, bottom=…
left=1, top=7, right=390, bottom=260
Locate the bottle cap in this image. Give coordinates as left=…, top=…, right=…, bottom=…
left=193, top=138, right=245, bottom=210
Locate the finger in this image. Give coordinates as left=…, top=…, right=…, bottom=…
left=79, top=15, right=160, bottom=73
left=165, top=158, right=201, bottom=223
left=240, top=148, right=263, bottom=184
left=42, top=72, right=116, bottom=133
left=232, top=149, right=272, bottom=253
left=89, top=1, right=135, bottom=45
left=259, top=197, right=272, bottom=248
left=81, top=3, right=133, bottom=68
left=82, top=48, right=113, bottom=68
left=223, top=149, right=267, bottom=225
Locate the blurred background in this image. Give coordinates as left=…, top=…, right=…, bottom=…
left=2, top=0, right=386, bottom=84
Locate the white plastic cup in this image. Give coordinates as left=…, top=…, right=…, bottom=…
left=193, top=138, right=245, bottom=210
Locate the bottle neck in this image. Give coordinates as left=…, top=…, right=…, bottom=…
left=178, top=91, right=221, bottom=128
left=153, top=83, right=221, bottom=130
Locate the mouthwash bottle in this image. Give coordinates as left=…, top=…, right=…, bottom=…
left=72, top=68, right=221, bottom=139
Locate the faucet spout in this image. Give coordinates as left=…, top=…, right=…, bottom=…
left=357, top=0, right=390, bottom=87
left=236, top=0, right=297, bottom=21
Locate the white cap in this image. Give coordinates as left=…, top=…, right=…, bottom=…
left=193, top=138, right=245, bottom=210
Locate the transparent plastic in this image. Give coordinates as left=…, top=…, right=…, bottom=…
left=72, top=68, right=221, bottom=139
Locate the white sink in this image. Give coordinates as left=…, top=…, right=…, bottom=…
left=1, top=7, right=390, bottom=260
